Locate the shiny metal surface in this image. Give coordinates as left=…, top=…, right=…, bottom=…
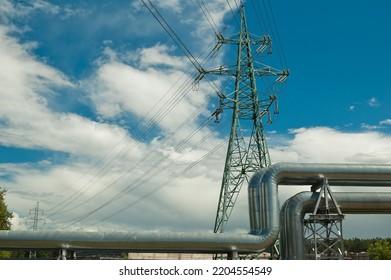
left=248, top=162, right=391, bottom=234
left=280, top=191, right=391, bottom=259
left=0, top=231, right=269, bottom=253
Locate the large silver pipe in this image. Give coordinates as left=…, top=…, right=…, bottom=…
left=1, top=163, right=391, bottom=254
left=280, top=191, right=391, bottom=259
left=248, top=163, right=391, bottom=234
left=0, top=231, right=269, bottom=253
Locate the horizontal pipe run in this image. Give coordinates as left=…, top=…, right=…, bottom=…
left=0, top=231, right=272, bottom=254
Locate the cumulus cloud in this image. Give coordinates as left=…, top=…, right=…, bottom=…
left=10, top=212, right=28, bottom=230
left=138, top=44, right=189, bottom=70
left=271, top=127, right=391, bottom=164
left=87, top=45, right=213, bottom=134
left=0, top=26, right=139, bottom=160
left=0, top=1, right=230, bottom=233
left=0, top=27, right=223, bottom=231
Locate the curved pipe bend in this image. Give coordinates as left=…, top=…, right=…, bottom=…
left=248, top=162, right=391, bottom=234
left=280, top=191, right=391, bottom=259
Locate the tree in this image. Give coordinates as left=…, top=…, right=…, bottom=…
left=0, top=188, right=13, bottom=230
left=367, top=239, right=391, bottom=260
left=344, top=237, right=371, bottom=253
left=0, top=188, right=13, bottom=258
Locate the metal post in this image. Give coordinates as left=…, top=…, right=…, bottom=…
left=58, top=249, right=67, bottom=260
left=227, top=251, right=239, bottom=260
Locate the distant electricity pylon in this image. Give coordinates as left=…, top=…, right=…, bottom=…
left=25, top=201, right=45, bottom=259
left=196, top=4, right=289, bottom=237
left=26, top=201, right=45, bottom=231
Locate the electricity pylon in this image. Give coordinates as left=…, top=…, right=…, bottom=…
left=197, top=5, right=289, bottom=237
left=25, top=201, right=45, bottom=258
left=26, top=201, right=45, bottom=231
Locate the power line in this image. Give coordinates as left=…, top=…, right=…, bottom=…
left=51, top=90, right=218, bottom=224
left=49, top=0, right=266, bottom=228
left=47, top=1, right=235, bottom=218
left=226, top=0, right=240, bottom=28
left=266, top=0, right=288, bottom=67
left=48, top=73, right=197, bottom=217
left=47, top=1, right=232, bottom=217
left=141, top=0, right=203, bottom=73
left=59, top=119, right=229, bottom=229
left=196, top=0, right=221, bottom=35
left=72, top=132, right=229, bottom=228
left=47, top=59, right=232, bottom=219
left=46, top=71, right=195, bottom=217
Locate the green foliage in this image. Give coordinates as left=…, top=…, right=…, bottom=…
left=0, top=188, right=13, bottom=230
left=367, top=239, right=391, bottom=260
left=0, top=188, right=14, bottom=258
left=344, top=237, right=371, bottom=253
left=0, top=250, right=12, bottom=258
left=344, top=237, right=391, bottom=260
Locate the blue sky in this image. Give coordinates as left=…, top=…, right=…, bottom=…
left=0, top=0, right=391, bottom=239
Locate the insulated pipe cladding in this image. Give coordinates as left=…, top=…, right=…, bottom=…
left=279, top=191, right=391, bottom=260
left=1, top=163, right=391, bottom=254
left=248, top=162, right=391, bottom=234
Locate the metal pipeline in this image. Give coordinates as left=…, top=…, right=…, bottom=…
left=280, top=191, right=391, bottom=259
left=248, top=162, right=391, bottom=234
left=0, top=231, right=270, bottom=254
left=1, top=163, right=391, bottom=254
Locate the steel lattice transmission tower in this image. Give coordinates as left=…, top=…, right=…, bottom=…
left=26, top=201, right=45, bottom=231
left=25, top=201, right=45, bottom=258
left=197, top=5, right=289, bottom=235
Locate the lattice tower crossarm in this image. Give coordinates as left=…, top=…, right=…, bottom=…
left=197, top=5, right=289, bottom=234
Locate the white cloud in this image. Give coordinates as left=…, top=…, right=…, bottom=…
left=368, top=96, right=381, bottom=107
left=156, top=0, right=183, bottom=13
left=10, top=212, right=27, bottom=230
left=0, top=25, right=224, bottom=230
left=0, top=0, right=60, bottom=21
left=360, top=123, right=381, bottom=130
left=0, top=26, right=141, bottom=160
left=87, top=46, right=213, bottom=134
left=0, top=1, right=229, bottom=234
left=271, top=127, right=391, bottom=164
left=380, top=119, right=391, bottom=126
left=139, top=44, right=189, bottom=69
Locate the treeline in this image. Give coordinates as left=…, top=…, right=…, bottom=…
left=344, top=237, right=391, bottom=260
left=344, top=237, right=391, bottom=252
